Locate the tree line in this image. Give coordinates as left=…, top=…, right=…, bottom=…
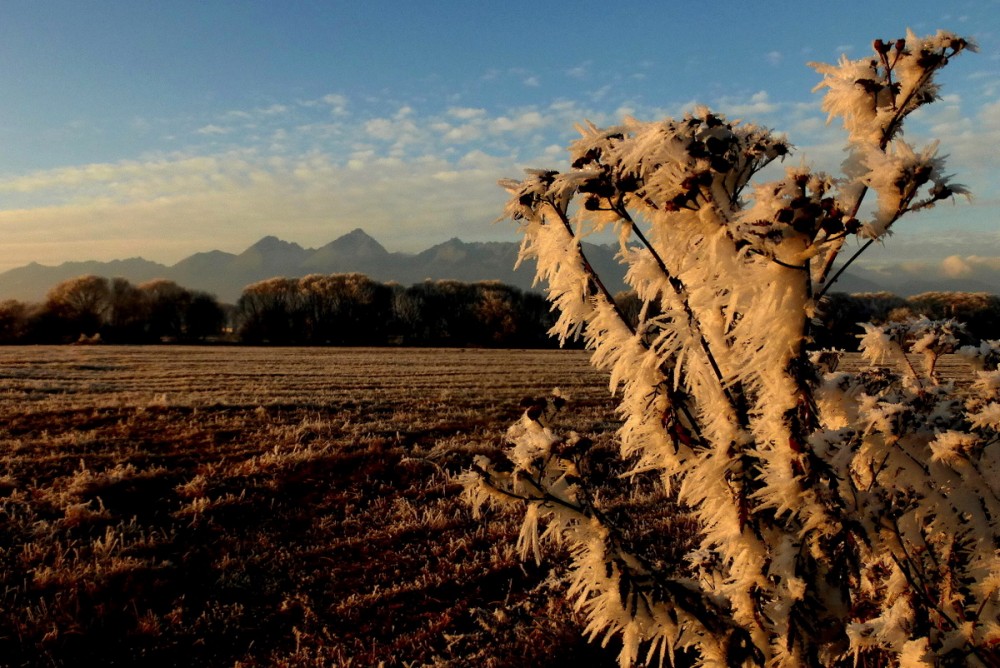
left=0, top=273, right=557, bottom=347
left=235, top=273, right=555, bottom=346
left=812, top=290, right=1000, bottom=349
left=1, top=272, right=996, bottom=348
left=0, top=276, right=226, bottom=344
left=616, top=289, right=1000, bottom=351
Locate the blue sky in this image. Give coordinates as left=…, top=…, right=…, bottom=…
left=0, top=1, right=997, bottom=278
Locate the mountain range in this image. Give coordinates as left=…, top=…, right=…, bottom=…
left=0, top=229, right=621, bottom=304
left=0, top=228, right=995, bottom=304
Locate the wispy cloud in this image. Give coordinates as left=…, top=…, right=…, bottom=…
left=448, top=106, right=486, bottom=120
left=257, top=104, right=289, bottom=116
left=0, top=148, right=515, bottom=269
left=196, top=124, right=232, bottom=136
left=720, top=90, right=779, bottom=118
left=0, top=84, right=992, bottom=273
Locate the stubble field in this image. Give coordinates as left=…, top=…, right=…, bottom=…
left=0, top=346, right=623, bottom=667
left=0, top=346, right=976, bottom=667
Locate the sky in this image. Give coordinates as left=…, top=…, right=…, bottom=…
left=0, top=0, right=998, bottom=278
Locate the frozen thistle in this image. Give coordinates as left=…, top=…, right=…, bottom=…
left=464, top=31, right=1000, bottom=668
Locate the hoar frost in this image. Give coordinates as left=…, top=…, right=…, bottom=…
left=462, top=31, right=1000, bottom=668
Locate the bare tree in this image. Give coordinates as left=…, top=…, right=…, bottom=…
left=236, top=277, right=303, bottom=344
left=43, top=275, right=111, bottom=339
left=105, top=277, right=147, bottom=341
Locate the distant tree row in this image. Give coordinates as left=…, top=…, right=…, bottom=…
left=815, top=291, right=1000, bottom=349
left=7, top=274, right=995, bottom=349
left=0, top=276, right=226, bottom=344
left=0, top=273, right=559, bottom=347
left=234, top=274, right=557, bottom=347
left=615, top=290, right=1000, bottom=351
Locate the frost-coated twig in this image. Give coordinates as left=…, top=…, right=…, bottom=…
left=612, top=204, right=741, bottom=416
left=813, top=35, right=974, bottom=291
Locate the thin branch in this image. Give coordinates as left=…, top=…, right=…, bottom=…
left=815, top=52, right=953, bottom=291
left=817, top=238, right=875, bottom=300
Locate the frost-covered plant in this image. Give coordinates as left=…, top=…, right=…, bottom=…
left=462, top=32, right=1000, bottom=667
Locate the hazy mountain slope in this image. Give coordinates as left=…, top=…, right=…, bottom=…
left=169, top=250, right=239, bottom=299
left=0, top=259, right=169, bottom=302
